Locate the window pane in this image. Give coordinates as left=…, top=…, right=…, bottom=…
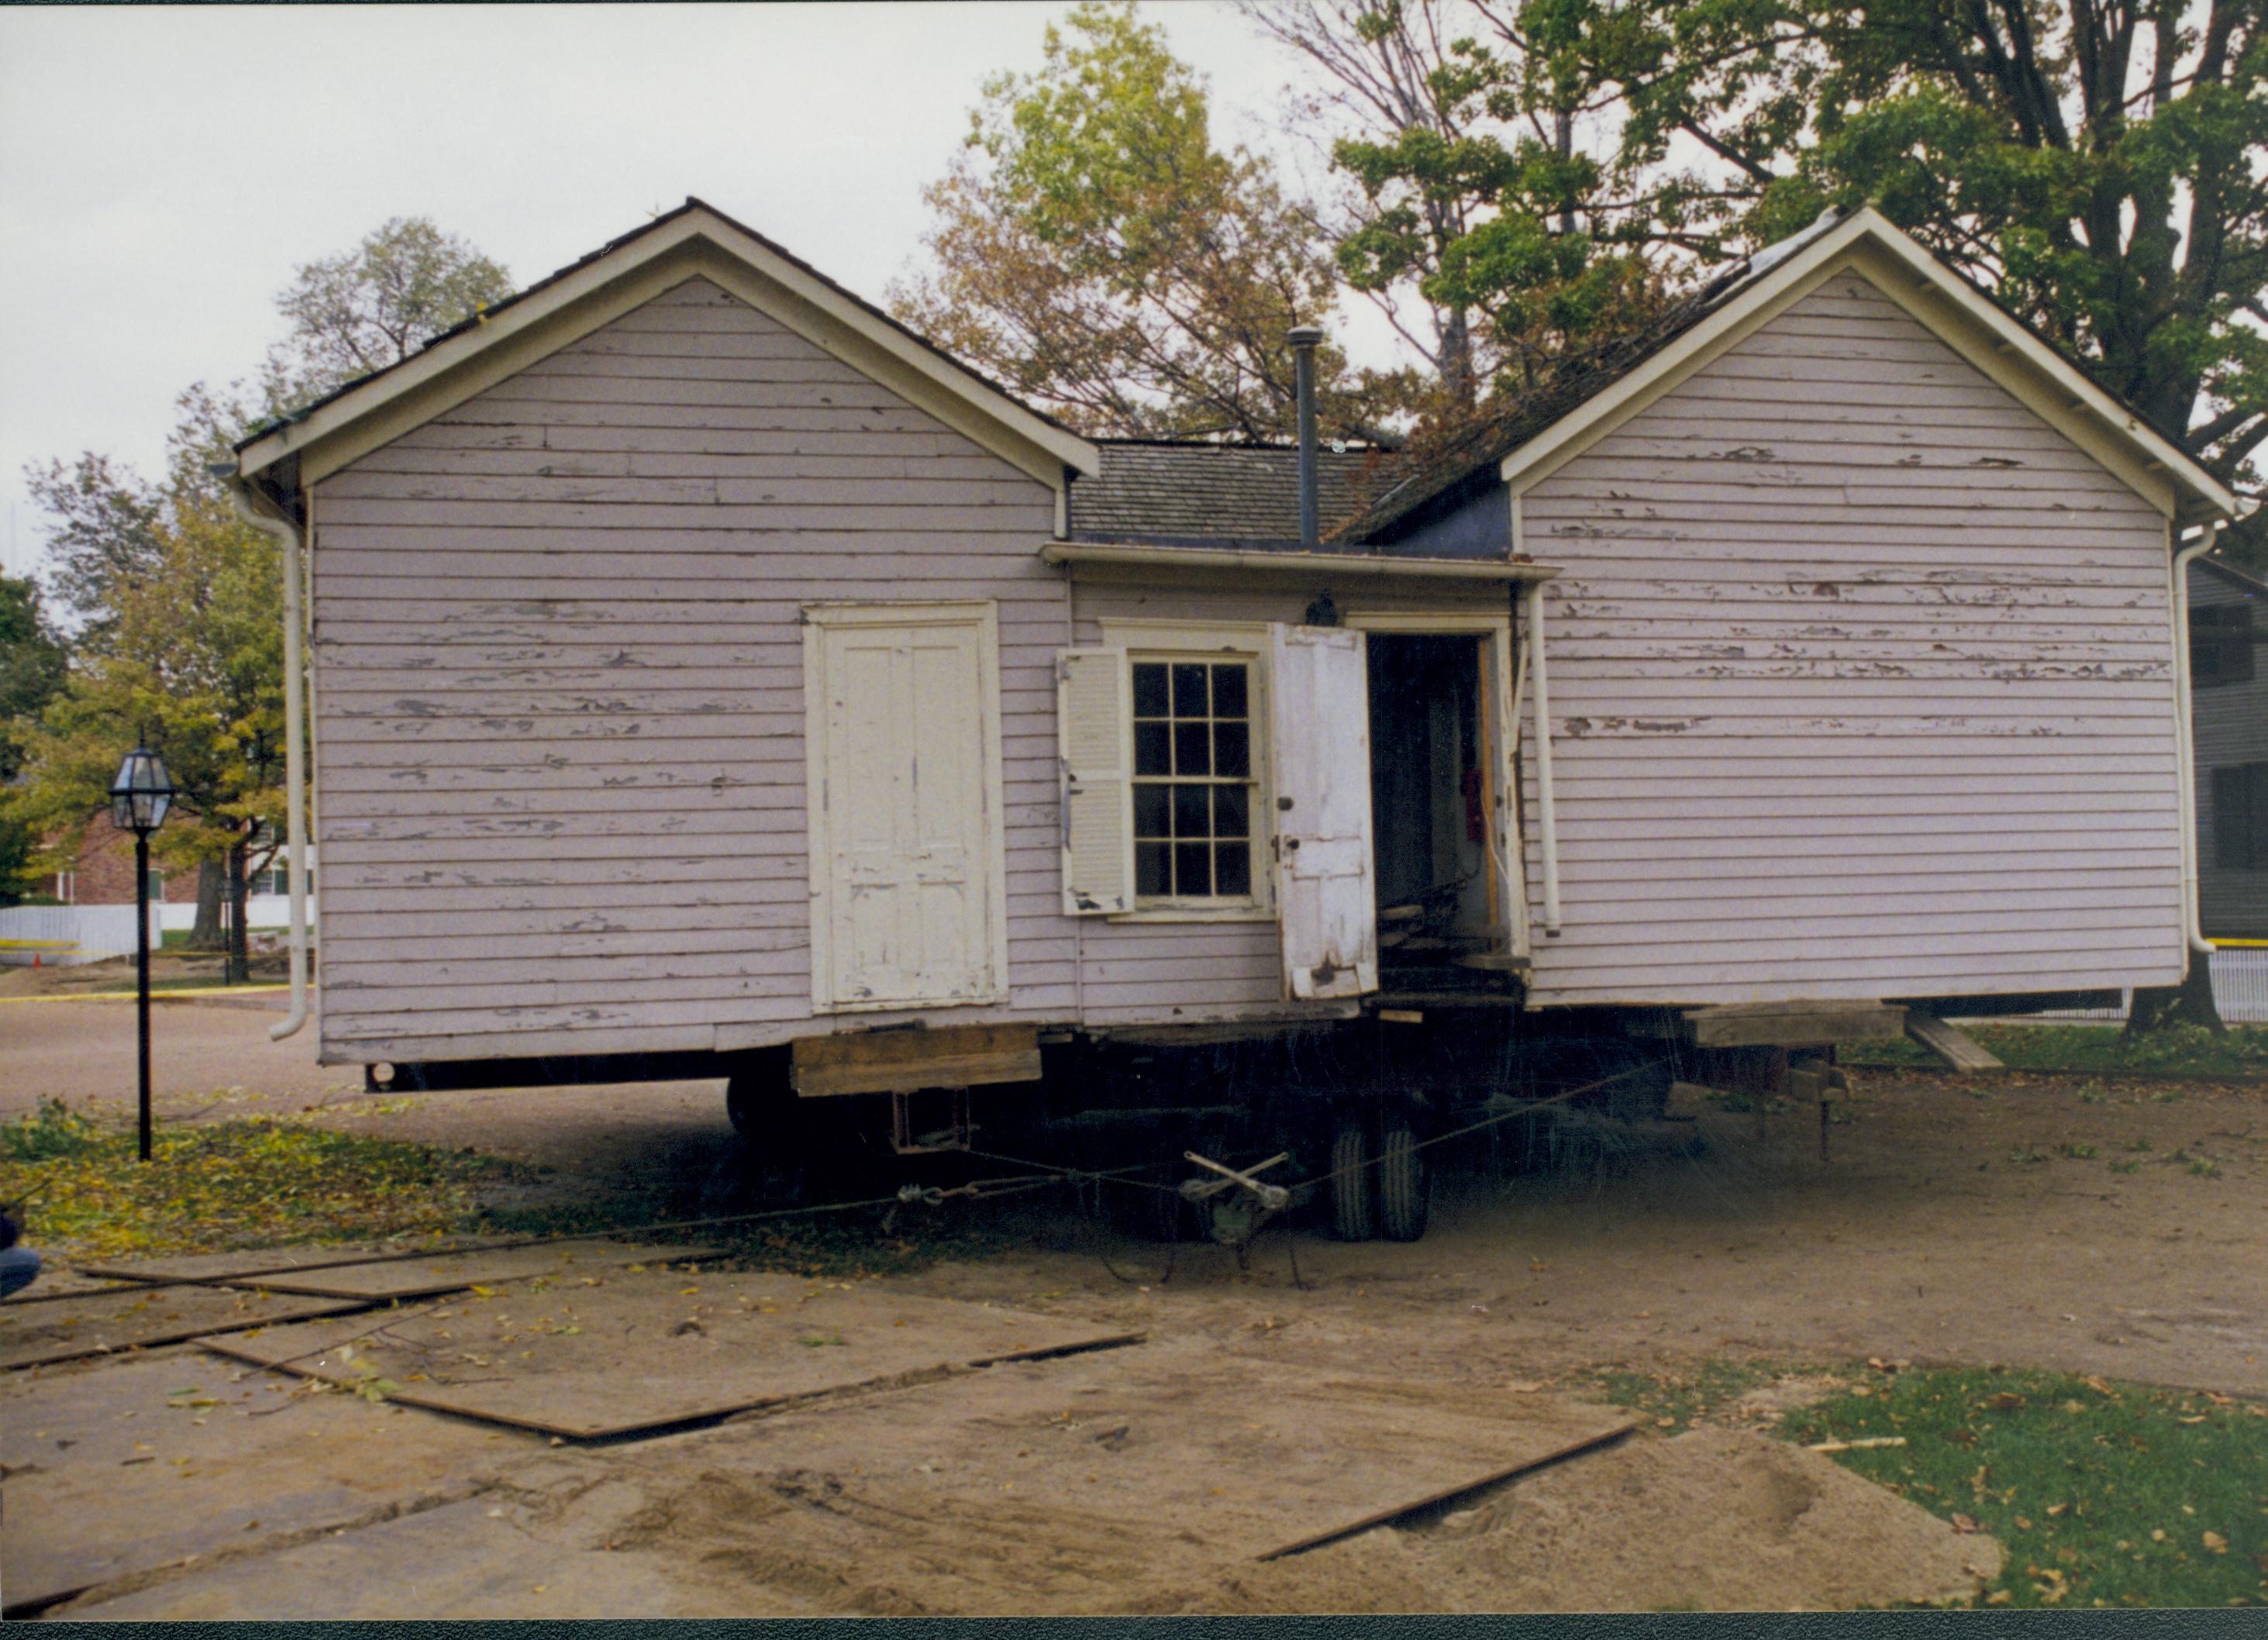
left=1136, top=841, right=1170, bottom=898
left=1215, top=783, right=1249, bottom=839
left=1132, top=663, right=1170, bottom=718
left=1173, top=782, right=1211, bottom=839
left=1174, top=722, right=1211, bottom=777
left=1211, top=663, right=1246, bottom=719
left=1212, top=721, right=1249, bottom=779
left=1133, top=783, right=1171, bottom=839
left=1215, top=842, right=1251, bottom=897
left=1174, top=842, right=1212, bottom=896
left=1134, top=722, right=1171, bottom=777
left=1170, top=663, right=1208, bottom=716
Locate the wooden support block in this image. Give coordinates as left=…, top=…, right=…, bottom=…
left=1454, top=953, right=1533, bottom=973
left=791, top=1023, right=1041, bottom=1099
left=1903, top=1015, right=2004, bottom=1073
left=1684, top=1001, right=1905, bottom=1049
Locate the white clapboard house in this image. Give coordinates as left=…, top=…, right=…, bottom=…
left=226, top=199, right=2238, bottom=1201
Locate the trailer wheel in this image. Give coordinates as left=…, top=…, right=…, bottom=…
left=1375, top=1121, right=1430, bottom=1242
left=1328, top=1123, right=1374, bottom=1241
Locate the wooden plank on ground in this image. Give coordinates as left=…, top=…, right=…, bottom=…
left=1, top=1287, right=370, bottom=1372
left=1903, top=1015, right=2004, bottom=1072
left=590, top=1341, right=1637, bottom=1573
left=188, top=1242, right=722, bottom=1301
left=76, top=1240, right=505, bottom=1286
left=792, top=1022, right=1041, bottom=1097
left=198, top=1269, right=1142, bottom=1439
left=1684, top=1001, right=1906, bottom=1049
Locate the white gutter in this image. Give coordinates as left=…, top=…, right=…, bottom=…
left=227, top=480, right=312, bottom=1041
left=1041, top=540, right=1563, bottom=583
left=2171, top=519, right=2224, bottom=960
left=1525, top=580, right=1562, bottom=936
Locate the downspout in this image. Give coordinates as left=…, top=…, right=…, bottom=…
left=2171, top=519, right=2223, bottom=960
left=1526, top=578, right=1562, bottom=936
left=225, top=474, right=312, bottom=1041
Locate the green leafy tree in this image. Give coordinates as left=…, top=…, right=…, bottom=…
left=893, top=2, right=1413, bottom=442
left=10, top=490, right=286, bottom=980
left=1522, top=0, right=2268, bottom=567
left=0, top=577, right=69, bottom=904
left=263, top=216, right=515, bottom=415
left=1249, top=0, right=1674, bottom=402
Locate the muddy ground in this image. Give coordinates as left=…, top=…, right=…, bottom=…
left=1, top=997, right=2262, bottom=1614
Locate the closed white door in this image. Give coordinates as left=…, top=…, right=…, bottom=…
left=1270, top=623, right=1379, bottom=1000
left=807, top=606, right=1004, bottom=1011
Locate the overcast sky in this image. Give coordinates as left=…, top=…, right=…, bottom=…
left=0, top=2, right=1367, bottom=581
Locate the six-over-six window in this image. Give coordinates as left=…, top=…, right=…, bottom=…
left=1132, top=659, right=1254, bottom=900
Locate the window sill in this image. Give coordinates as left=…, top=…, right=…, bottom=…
left=1108, top=904, right=1277, bottom=925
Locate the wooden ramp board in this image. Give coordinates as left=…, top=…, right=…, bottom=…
left=188, top=1241, right=722, bottom=1301
left=1904, top=1015, right=2005, bottom=1072
left=612, top=1343, right=1637, bottom=1569
left=199, top=1269, right=1144, bottom=1439
left=77, top=1239, right=509, bottom=1286
left=1, top=1285, right=369, bottom=1371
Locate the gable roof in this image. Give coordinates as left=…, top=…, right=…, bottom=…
left=1343, top=206, right=2237, bottom=542
left=2195, top=552, right=2268, bottom=599
left=1068, top=439, right=1397, bottom=546
left=234, top=198, right=1099, bottom=504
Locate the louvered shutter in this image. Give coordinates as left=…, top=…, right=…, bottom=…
left=1057, top=648, right=1134, bottom=915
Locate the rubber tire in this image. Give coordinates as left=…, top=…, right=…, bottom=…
left=1376, top=1121, right=1430, bottom=1242
left=1329, top=1123, right=1375, bottom=1241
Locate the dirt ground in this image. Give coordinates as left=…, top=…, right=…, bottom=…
left=1, top=997, right=2262, bottom=1614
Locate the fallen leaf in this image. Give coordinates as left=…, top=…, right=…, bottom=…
left=2202, top=1531, right=2227, bottom=1554
left=1950, top=1513, right=1980, bottom=1535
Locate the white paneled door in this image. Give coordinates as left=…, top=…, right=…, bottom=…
left=1270, top=623, right=1379, bottom=1000
left=805, top=604, right=1007, bottom=1011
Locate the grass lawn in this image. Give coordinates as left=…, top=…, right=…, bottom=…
left=1846, top=1023, right=2268, bottom=1078
left=0, top=1096, right=1027, bottom=1277
left=1593, top=1361, right=2268, bottom=1608
left=0, top=1097, right=527, bottom=1262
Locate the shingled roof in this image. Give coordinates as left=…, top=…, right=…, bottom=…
left=1067, top=439, right=1402, bottom=546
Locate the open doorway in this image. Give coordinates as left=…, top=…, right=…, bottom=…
left=1366, top=632, right=1495, bottom=985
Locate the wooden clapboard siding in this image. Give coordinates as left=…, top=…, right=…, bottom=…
left=1516, top=270, right=2186, bottom=1008
left=2190, top=562, right=2268, bottom=939
left=309, top=275, right=1093, bottom=1063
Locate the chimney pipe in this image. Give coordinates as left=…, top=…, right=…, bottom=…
left=1288, top=325, right=1324, bottom=549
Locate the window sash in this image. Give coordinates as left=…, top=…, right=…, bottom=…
left=1125, top=652, right=1263, bottom=907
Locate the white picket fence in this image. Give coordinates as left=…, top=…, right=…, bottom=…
left=2026, top=947, right=2268, bottom=1025
left=0, top=904, right=163, bottom=966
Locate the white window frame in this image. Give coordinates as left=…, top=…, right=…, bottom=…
left=1098, top=619, right=1276, bottom=924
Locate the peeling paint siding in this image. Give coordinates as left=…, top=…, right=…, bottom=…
left=310, top=277, right=1094, bottom=1063
left=1518, top=272, right=2186, bottom=1008
left=2191, top=565, right=2268, bottom=938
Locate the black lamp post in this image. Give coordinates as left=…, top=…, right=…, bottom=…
left=109, top=743, right=176, bottom=1162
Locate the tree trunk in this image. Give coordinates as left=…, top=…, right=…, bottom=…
left=2126, top=953, right=2225, bottom=1035
left=190, top=859, right=225, bottom=949
left=225, top=835, right=250, bottom=987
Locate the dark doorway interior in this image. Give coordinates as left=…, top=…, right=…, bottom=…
left=1366, top=633, right=1491, bottom=980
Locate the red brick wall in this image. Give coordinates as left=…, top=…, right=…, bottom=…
left=57, top=815, right=201, bottom=904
